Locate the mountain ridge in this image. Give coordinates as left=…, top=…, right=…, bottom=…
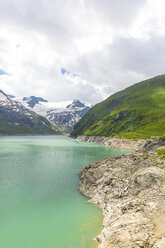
left=14, top=96, right=91, bottom=133
left=0, top=90, right=61, bottom=135
left=72, top=75, right=165, bottom=139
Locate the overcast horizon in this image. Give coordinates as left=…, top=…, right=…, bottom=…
left=0, top=0, right=165, bottom=104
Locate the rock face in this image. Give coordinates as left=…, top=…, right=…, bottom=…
left=76, top=135, right=145, bottom=151
left=46, top=100, right=91, bottom=133
left=79, top=150, right=165, bottom=248
left=14, top=96, right=91, bottom=133
left=0, top=90, right=60, bottom=135
left=22, top=96, right=48, bottom=108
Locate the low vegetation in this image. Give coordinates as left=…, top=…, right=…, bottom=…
left=72, top=75, right=165, bottom=139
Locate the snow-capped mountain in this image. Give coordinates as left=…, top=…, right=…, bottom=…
left=0, top=90, right=60, bottom=135
left=14, top=96, right=91, bottom=133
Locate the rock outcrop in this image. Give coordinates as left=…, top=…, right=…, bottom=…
left=77, top=135, right=165, bottom=153
left=76, top=135, right=145, bottom=151
left=0, top=89, right=60, bottom=135
left=79, top=151, right=165, bottom=248
left=14, top=97, right=91, bottom=133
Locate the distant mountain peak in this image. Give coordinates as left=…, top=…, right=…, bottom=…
left=66, top=100, right=86, bottom=109
left=0, top=90, right=61, bottom=135
left=22, top=96, right=48, bottom=108
left=14, top=96, right=91, bottom=133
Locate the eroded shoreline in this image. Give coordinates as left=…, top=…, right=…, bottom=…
left=77, top=136, right=165, bottom=248
left=76, top=135, right=145, bottom=151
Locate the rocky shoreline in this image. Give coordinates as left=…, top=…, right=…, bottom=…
left=78, top=136, right=165, bottom=248
left=76, top=135, right=145, bottom=151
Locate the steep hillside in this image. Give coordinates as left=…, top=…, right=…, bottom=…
left=72, top=75, right=165, bottom=139
left=0, top=90, right=61, bottom=135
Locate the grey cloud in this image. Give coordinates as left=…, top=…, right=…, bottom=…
left=110, top=33, right=165, bottom=76
left=3, top=58, right=103, bottom=103
left=0, top=0, right=79, bottom=51
left=67, top=32, right=165, bottom=97
left=0, top=0, right=147, bottom=52
left=85, top=0, right=147, bottom=27
left=0, top=0, right=163, bottom=104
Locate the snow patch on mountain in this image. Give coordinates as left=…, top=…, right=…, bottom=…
left=14, top=96, right=91, bottom=133
left=0, top=90, right=60, bottom=134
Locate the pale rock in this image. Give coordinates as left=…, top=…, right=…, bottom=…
left=79, top=150, right=165, bottom=248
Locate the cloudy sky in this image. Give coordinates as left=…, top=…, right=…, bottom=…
left=0, top=0, right=165, bottom=103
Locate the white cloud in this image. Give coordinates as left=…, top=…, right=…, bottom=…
left=0, top=0, right=164, bottom=104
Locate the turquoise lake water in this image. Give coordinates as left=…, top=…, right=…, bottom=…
left=0, top=136, right=130, bottom=248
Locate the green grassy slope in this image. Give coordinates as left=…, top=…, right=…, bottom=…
left=72, top=75, right=165, bottom=139
left=0, top=113, right=61, bottom=135
left=0, top=110, right=62, bottom=135
left=0, top=95, right=62, bottom=135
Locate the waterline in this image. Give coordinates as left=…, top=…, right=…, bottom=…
left=0, top=136, right=130, bottom=248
